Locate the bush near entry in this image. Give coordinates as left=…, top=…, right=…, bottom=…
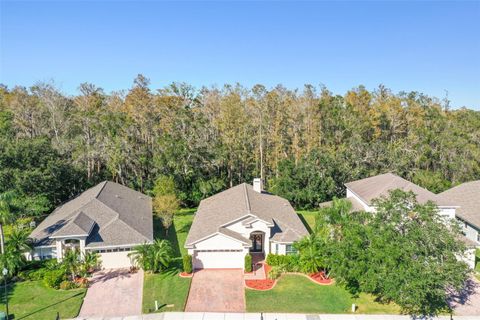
left=182, top=254, right=192, bottom=274
left=245, top=254, right=252, bottom=272
left=266, top=253, right=300, bottom=272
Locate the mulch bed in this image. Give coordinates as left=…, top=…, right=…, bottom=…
left=309, top=271, right=334, bottom=285
left=245, top=263, right=276, bottom=290
left=245, top=278, right=276, bottom=290
left=179, top=272, right=193, bottom=278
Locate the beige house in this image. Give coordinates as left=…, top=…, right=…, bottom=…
left=185, top=179, right=309, bottom=270
left=440, top=181, right=480, bottom=245
left=321, top=173, right=478, bottom=268
left=29, top=181, right=153, bottom=269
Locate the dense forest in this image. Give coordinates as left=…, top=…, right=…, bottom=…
left=1, top=75, right=479, bottom=214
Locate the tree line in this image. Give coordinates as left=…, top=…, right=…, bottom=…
left=1, top=75, right=479, bottom=213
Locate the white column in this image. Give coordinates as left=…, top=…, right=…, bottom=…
left=79, top=238, right=86, bottom=259
left=55, top=240, right=63, bottom=261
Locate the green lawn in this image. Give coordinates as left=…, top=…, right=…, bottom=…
left=246, top=275, right=400, bottom=314
left=0, top=280, right=86, bottom=320
left=142, top=208, right=195, bottom=313
left=297, top=210, right=318, bottom=232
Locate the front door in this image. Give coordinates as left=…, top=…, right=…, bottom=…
left=250, top=233, right=263, bottom=252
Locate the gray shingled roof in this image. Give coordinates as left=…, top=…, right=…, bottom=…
left=30, top=181, right=153, bottom=248
left=345, top=173, right=455, bottom=207
left=440, top=181, right=480, bottom=230
left=185, top=183, right=309, bottom=246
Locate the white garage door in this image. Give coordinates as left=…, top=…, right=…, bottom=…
left=99, top=251, right=134, bottom=269
left=193, top=250, right=244, bottom=269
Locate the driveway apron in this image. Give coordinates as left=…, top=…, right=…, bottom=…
left=79, top=268, right=143, bottom=317
left=185, top=269, right=246, bottom=312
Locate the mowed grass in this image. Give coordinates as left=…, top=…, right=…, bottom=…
left=246, top=275, right=400, bottom=314
left=0, top=280, right=86, bottom=320
left=142, top=208, right=195, bottom=313
left=246, top=210, right=400, bottom=314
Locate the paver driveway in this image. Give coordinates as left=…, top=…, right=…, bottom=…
left=79, top=268, right=143, bottom=317
left=185, top=269, right=245, bottom=312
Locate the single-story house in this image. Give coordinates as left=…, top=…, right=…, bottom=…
left=343, top=172, right=458, bottom=218
left=440, top=181, right=480, bottom=245
left=321, top=173, right=477, bottom=268
left=185, top=179, right=309, bottom=270
left=28, top=181, right=153, bottom=269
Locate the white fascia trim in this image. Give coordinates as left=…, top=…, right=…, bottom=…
left=85, top=242, right=150, bottom=250
left=220, top=214, right=257, bottom=228
left=49, top=234, right=89, bottom=239
left=345, top=188, right=371, bottom=207
left=270, top=240, right=295, bottom=244
left=243, top=217, right=275, bottom=227
left=33, top=245, right=56, bottom=249
left=187, top=232, right=250, bottom=247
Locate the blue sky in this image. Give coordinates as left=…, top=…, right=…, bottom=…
left=1, top=1, right=479, bottom=109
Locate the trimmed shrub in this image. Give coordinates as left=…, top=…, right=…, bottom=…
left=182, top=254, right=192, bottom=274
left=244, top=254, right=252, bottom=272
left=267, top=265, right=284, bottom=279
left=44, top=269, right=66, bottom=289
left=59, top=280, right=77, bottom=290
left=18, top=268, right=46, bottom=281
left=266, top=253, right=299, bottom=272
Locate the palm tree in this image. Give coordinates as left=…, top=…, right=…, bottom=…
left=7, top=227, right=32, bottom=253
left=294, top=233, right=324, bottom=274
left=151, top=239, right=173, bottom=272
left=82, top=251, right=100, bottom=275
left=62, top=248, right=81, bottom=281
left=0, top=191, right=16, bottom=254
left=128, top=243, right=153, bottom=271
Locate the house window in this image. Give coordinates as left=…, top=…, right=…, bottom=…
left=275, top=244, right=279, bottom=254
left=477, top=233, right=480, bottom=243
left=285, top=244, right=297, bottom=255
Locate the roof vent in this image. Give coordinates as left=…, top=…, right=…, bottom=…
left=253, top=178, right=262, bottom=193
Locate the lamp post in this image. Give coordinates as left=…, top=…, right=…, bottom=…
left=2, top=268, right=8, bottom=319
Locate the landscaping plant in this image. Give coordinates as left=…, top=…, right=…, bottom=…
left=182, top=254, right=192, bottom=274
left=244, top=253, right=252, bottom=272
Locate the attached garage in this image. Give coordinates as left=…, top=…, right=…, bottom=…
left=193, top=249, right=245, bottom=269
left=93, top=249, right=134, bottom=269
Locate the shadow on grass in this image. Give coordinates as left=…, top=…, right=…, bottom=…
left=153, top=216, right=182, bottom=259
left=16, top=291, right=84, bottom=320
left=297, top=213, right=314, bottom=234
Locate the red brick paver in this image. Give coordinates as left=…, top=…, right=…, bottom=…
left=79, top=268, right=143, bottom=317
left=185, top=269, right=246, bottom=312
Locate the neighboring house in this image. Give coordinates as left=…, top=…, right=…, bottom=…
left=29, top=181, right=153, bottom=269
left=440, top=181, right=480, bottom=245
left=185, top=179, right=309, bottom=270
left=321, top=173, right=477, bottom=268
left=343, top=172, right=458, bottom=218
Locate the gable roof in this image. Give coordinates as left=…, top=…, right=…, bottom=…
left=185, top=183, right=309, bottom=246
left=30, top=181, right=153, bottom=247
left=345, top=173, right=455, bottom=207
left=440, top=181, right=480, bottom=230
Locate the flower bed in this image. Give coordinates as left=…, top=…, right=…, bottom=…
left=245, top=278, right=276, bottom=290
left=309, top=271, right=334, bottom=285
left=179, top=272, right=193, bottom=278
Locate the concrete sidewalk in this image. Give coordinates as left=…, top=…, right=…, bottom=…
left=72, top=312, right=480, bottom=320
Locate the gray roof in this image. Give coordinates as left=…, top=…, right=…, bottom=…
left=30, top=181, right=153, bottom=248
left=319, top=196, right=366, bottom=213
left=440, top=181, right=480, bottom=230
left=345, top=173, right=454, bottom=207
left=185, top=183, right=309, bottom=246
